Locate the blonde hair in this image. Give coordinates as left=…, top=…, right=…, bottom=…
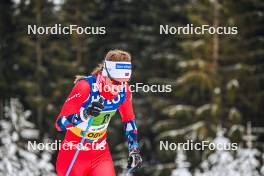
left=74, top=49, right=131, bottom=84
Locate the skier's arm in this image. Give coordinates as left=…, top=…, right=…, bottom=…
left=123, top=120, right=139, bottom=151
left=118, top=85, right=142, bottom=171
left=55, top=80, right=90, bottom=131
left=118, top=85, right=139, bottom=151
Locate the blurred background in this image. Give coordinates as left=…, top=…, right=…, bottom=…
left=0, top=0, right=264, bottom=175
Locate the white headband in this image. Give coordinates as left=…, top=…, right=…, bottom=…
left=102, top=61, right=132, bottom=79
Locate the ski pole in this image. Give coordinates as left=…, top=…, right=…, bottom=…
left=65, top=97, right=104, bottom=176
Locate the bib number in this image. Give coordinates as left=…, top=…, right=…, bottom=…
left=70, top=110, right=116, bottom=141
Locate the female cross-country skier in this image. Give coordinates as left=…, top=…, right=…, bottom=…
left=55, top=49, right=142, bottom=176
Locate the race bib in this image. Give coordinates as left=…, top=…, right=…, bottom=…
left=70, top=110, right=116, bottom=141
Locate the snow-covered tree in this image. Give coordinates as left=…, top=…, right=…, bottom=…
left=0, top=98, right=55, bottom=176
left=234, top=148, right=261, bottom=176
left=171, top=149, right=191, bottom=176
left=195, top=125, right=239, bottom=176
left=261, top=154, right=264, bottom=176
left=195, top=123, right=263, bottom=176
left=232, top=122, right=261, bottom=176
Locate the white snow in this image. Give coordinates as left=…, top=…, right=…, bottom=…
left=0, top=98, right=55, bottom=176
left=171, top=149, right=192, bottom=176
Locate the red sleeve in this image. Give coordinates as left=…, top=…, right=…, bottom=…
left=55, top=80, right=90, bottom=131
left=118, top=84, right=135, bottom=122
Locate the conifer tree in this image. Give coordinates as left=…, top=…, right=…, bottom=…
left=0, top=99, right=55, bottom=175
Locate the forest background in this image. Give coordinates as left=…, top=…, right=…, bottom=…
left=0, top=0, right=263, bottom=175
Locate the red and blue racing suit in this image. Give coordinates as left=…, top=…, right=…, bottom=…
left=55, top=75, right=139, bottom=176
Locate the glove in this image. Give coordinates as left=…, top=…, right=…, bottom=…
left=83, top=98, right=104, bottom=119
left=127, top=149, right=142, bottom=172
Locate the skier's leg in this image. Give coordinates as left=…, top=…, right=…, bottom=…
left=56, top=143, right=92, bottom=176
left=89, top=160, right=116, bottom=176
left=56, top=146, right=75, bottom=176
left=89, top=146, right=116, bottom=176
left=56, top=132, right=90, bottom=176
left=89, top=159, right=116, bottom=176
